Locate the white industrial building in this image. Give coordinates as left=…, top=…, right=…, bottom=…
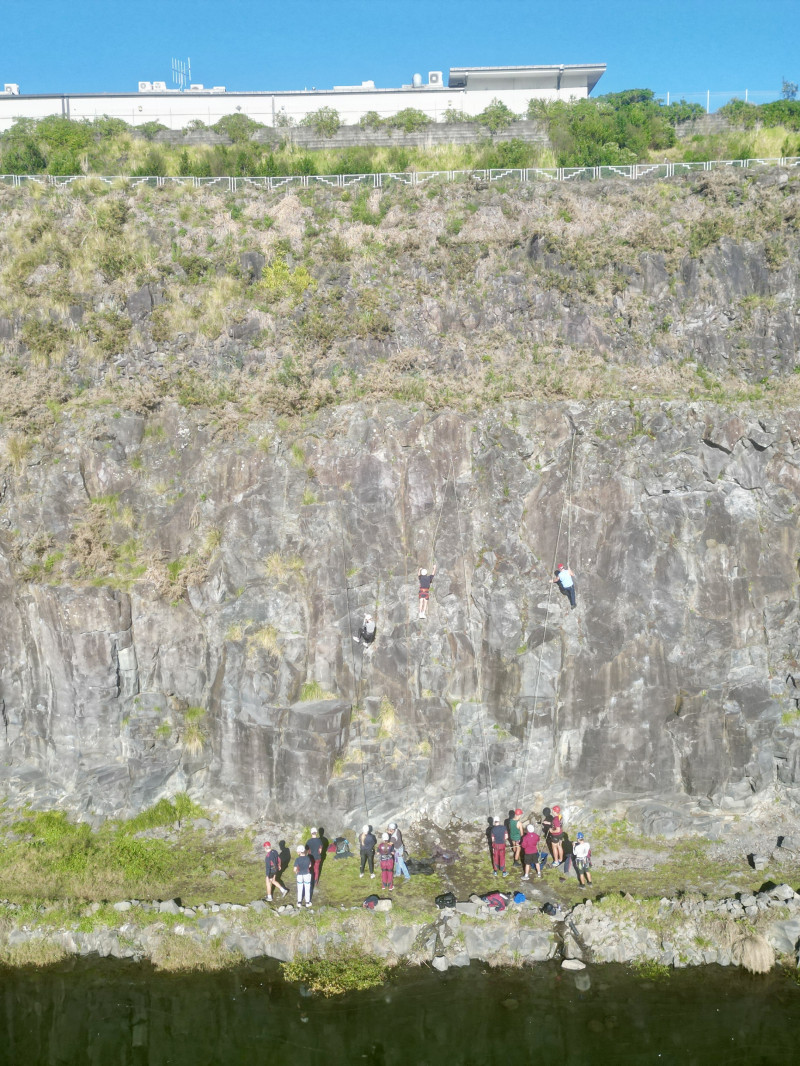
left=0, top=64, right=606, bottom=132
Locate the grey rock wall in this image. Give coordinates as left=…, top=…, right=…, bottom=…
left=1, top=398, right=800, bottom=824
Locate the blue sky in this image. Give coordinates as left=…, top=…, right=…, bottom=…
left=1, top=0, right=797, bottom=98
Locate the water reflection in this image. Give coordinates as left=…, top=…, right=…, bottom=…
left=0, top=958, right=798, bottom=1066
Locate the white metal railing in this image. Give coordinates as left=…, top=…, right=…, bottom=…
left=655, top=89, right=782, bottom=112
left=1, top=157, right=799, bottom=192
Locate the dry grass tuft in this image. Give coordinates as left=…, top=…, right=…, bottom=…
left=733, top=933, right=774, bottom=974
left=0, top=937, right=69, bottom=968
left=248, top=624, right=280, bottom=658
left=150, top=933, right=242, bottom=972
left=265, top=552, right=305, bottom=580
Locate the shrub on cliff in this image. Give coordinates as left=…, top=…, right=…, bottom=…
left=282, top=950, right=388, bottom=995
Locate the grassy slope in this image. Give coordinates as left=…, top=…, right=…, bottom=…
left=1, top=166, right=798, bottom=444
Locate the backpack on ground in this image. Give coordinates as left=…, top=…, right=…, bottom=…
left=334, top=837, right=351, bottom=859
left=362, top=894, right=380, bottom=910
left=435, top=892, right=457, bottom=909
left=542, top=901, right=560, bottom=916
left=481, top=892, right=508, bottom=912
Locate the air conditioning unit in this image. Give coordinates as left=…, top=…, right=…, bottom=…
left=210, top=86, right=227, bottom=93
left=138, top=81, right=153, bottom=92
left=152, top=81, right=167, bottom=92
left=3, top=83, right=20, bottom=95
left=188, top=84, right=204, bottom=91
left=428, top=71, right=443, bottom=87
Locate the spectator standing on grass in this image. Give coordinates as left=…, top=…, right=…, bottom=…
left=359, top=824, right=377, bottom=879
left=294, top=844, right=313, bottom=908
left=550, top=805, right=565, bottom=867
left=263, top=841, right=288, bottom=902
left=490, top=816, right=509, bottom=877
left=377, top=833, right=395, bottom=891
left=541, top=807, right=554, bottom=862
left=573, top=832, right=593, bottom=889
left=389, top=822, right=410, bottom=883
left=306, top=827, right=324, bottom=887
left=521, top=824, right=541, bottom=881
left=509, top=808, right=524, bottom=866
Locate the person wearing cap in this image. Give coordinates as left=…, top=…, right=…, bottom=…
left=417, top=564, right=437, bottom=619
left=508, top=808, right=524, bottom=866
left=294, top=843, right=313, bottom=907
left=388, top=822, right=410, bottom=882
left=306, top=828, right=325, bottom=888
left=377, top=832, right=395, bottom=891
left=490, top=816, right=509, bottom=877
left=520, top=823, right=542, bottom=880
left=359, top=824, right=377, bottom=879
left=552, top=564, right=576, bottom=609
left=550, top=805, right=565, bottom=867
left=354, top=613, right=377, bottom=645
left=573, top=832, right=593, bottom=889
left=263, top=841, right=288, bottom=902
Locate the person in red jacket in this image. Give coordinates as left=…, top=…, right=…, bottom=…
left=520, top=824, right=541, bottom=881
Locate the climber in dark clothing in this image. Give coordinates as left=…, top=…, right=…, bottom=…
left=418, top=565, right=436, bottom=619
left=354, top=613, right=376, bottom=645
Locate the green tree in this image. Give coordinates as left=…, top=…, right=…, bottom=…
left=359, top=111, right=384, bottom=129
left=213, top=113, right=263, bottom=142
left=387, top=108, right=430, bottom=133
left=300, top=107, right=341, bottom=137
left=478, top=98, right=516, bottom=132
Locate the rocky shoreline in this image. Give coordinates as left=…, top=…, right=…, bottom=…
left=3, top=881, right=799, bottom=975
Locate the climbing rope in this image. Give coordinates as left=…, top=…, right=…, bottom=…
left=334, top=461, right=370, bottom=822
left=517, top=428, right=577, bottom=810
left=451, top=462, right=496, bottom=817
left=566, top=429, right=576, bottom=570
left=429, top=459, right=453, bottom=565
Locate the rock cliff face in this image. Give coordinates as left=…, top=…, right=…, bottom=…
left=2, top=398, right=799, bottom=825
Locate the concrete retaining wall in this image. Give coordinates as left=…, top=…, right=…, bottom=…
left=150, top=119, right=551, bottom=151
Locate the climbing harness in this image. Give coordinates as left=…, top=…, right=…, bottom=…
left=517, top=428, right=577, bottom=810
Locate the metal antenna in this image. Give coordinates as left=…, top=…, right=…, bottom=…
left=171, top=57, right=190, bottom=90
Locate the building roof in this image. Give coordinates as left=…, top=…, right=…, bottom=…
left=448, top=63, right=606, bottom=94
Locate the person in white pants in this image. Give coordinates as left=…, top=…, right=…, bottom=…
left=294, top=844, right=313, bottom=907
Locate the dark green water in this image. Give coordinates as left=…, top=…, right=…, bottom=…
left=1, top=959, right=798, bottom=1066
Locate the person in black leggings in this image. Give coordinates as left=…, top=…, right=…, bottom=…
left=359, top=824, right=376, bottom=878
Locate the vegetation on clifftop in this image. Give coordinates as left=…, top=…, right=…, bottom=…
left=1, top=90, right=798, bottom=177
left=0, top=165, right=797, bottom=442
